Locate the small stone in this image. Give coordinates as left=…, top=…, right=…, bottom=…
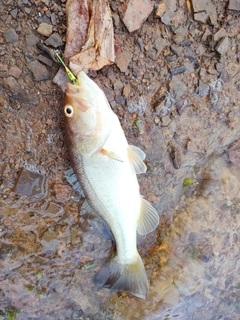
left=10, top=8, right=18, bottom=19
left=24, top=7, right=31, bottom=14
left=115, top=96, right=126, bottom=105
left=37, top=22, right=53, bottom=37
left=170, top=44, right=182, bottom=56
left=0, top=63, right=8, bottom=78
left=45, top=33, right=63, bottom=48
left=9, top=66, right=22, bottom=79
left=169, top=76, right=187, bottom=100
left=213, top=28, right=227, bottom=42
left=103, top=88, right=114, bottom=102
left=173, top=34, right=184, bottom=45
left=196, top=44, right=205, bottom=55
left=194, top=12, right=208, bottom=23
left=196, top=80, right=209, bottom=97
left=37, top=54, right=53, bottom=67
left=5, top=77, right=20, bottom=91
left=28, top=60, right=49, bottom=81
left=119, top=0, right=154, bottom=33
left=215, top=36, right=229, bottom=55
left=12, top=167, right=47, bottom=198
left=154, top=37, right=166, bottom=56
left=137, top=38, right=144, bottom=52
left=110, top=101, right=116, bottom=109
left=170, top=66, right=186, bottom=76
left=161, top=115, right=171, bottom=127
left=51, top=12, right=57, bottom=25
left=161, top=11, right=170, bottom=25
left=228, top=0, right=240, bottom=11
left=112, top=14, right=120, bottom=27
left=155, top=2, right=166, bottom=17
left=113, top=80, right=123, bottom=91
left=154, top=116, right=160, bottom=124
left=123, top=84, right=131, bottom=97
left=4, top=28, right=19, bottom=43
left=115, top=51, right=133, bottom=72
left=26, top=33, right=38, bottom=47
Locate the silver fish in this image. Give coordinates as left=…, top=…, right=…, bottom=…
left=64, top=71, right=159, bottom=299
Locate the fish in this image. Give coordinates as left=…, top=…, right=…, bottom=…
left=64, top=71, right=159, bottom=299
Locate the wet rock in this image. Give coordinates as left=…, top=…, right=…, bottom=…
left=37, top=54, right=53, bottom=67
left=37, top=22, right=53, bottom=37
left=191, top=0, right=217, bottom=25
left=115, top=50, right=133, bottom=72
left=28, top=60, right=49, bottom=81
left=169, top=76, right=187, bottom=100
left=53, top=183, right=72, bottom=201
left=26, top=33, right=38, bottom=47
left=9, top=66, right=22, bottom=79
left=215, top=36, right=229, bottom=55
left=12, top=167, right=47, bottom=198
left=119, top=0, right=154, bottom=33
left=228, top=0, right=240, bottom=11
left=228, top=140, right=240, bottom=166
left=3, top=28, right=19, bottom=43
left=45, top=33, right=63, bottom=48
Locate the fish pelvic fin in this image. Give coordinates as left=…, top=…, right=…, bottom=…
left=65, top=167, right=85, bottom=197
left=94, top=252, right=148, bottom=299
left=137, top=197, right=159, bottom=235
left=128, top=145, right=147, bottom=174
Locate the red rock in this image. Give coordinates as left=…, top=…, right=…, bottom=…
left=119, top=0, right=154, bottom=33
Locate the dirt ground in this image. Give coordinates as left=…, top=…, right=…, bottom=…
left=0, top=0, right=240, bottom=319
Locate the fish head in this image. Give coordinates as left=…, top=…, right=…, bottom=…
left=64, top=71, right=112, bottom=155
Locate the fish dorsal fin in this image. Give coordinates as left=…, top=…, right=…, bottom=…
left=65, top=167, right=84, bottom=197
left=128, top=145, right=147, bottom=174
left=137, top=197, right=159, bottom=235
left=101, top=148, right=124, bottom=162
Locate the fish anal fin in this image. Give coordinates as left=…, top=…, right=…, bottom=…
left=137, top=198, right=159, bottom=235
left=128, top=145, right=147, bottom=174
left=94, top=252, right=148, bottom=299
left=101, top=148, right=123, bottom=162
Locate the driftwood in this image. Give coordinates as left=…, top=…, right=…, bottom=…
left=64, top=0, right=115, bottom=72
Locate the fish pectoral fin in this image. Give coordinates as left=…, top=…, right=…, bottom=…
left=128, top=145, right=147, bottom=174
left=137, top=197, right=159, bottom=235
left=94, top=252, right=148, bottom=299
left=65, top=167, right=84, bottom=197
left=101, top=148, right=124, bottom=162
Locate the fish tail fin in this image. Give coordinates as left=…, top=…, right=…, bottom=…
left=94, top=252, right=148, bottom=299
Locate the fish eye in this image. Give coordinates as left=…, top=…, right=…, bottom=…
left=64, top=105, right=74, bottom=117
